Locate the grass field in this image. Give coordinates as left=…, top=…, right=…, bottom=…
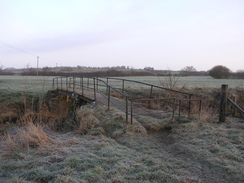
left=0, top=75, right=244, bottom=182
left=106, top=76, right=244, bottom=89
left=1, top=75, right=243, bottom=93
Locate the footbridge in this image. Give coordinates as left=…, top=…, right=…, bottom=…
left=52, top=77, right=202, bottom=123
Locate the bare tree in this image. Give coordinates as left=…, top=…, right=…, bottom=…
left=181, top=66, right=197, bottom=72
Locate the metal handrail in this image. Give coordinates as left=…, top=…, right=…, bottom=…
left=53, top=76, right=198, bottom=122
left=227, top=97, right=244, bottom=117
left=107, top=77, right=193, bottom=96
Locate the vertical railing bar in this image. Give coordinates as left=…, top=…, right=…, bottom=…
left=61, top=77, right=62, bottom=90
left=188, top=94, right=192, bottom=118
left=131, top=101, right=133, bottom=124
left=108, top=86, right=110, bottom=110
left=82, top=77, right=84, bottom=95
left=57, top=78, right=58, bottom=89
left=96, top=77, right=99, bottom=91
left=122, top=79, right=125, bottom=93
left=73, top=77, right=75, bottom=92
left=178, top=100, right=181, bottom=121
left=149, top=85, right=153, bottom=98
left=80, top=77, right=82, bottom=89
left=173, top=98, right=176, bottom=118
left=52, top=78, right=55, bottom=89
left=126, top=96, right=128, bottom=123
left=93, top=77, right=96, bottom=101
left=69, top=78, right=71, bottom=88
left=87, top=78, right=89, bottom=90
left=199, top=100, right=202, bottom=119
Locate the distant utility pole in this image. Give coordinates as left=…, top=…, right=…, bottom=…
left=37, top=56, right=39, bottom=76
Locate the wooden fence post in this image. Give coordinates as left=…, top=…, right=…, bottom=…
left=219, top=84, right=228, bottom=122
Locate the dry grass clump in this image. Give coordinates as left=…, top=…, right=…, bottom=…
left=125, top=120, right=147, bottom=136
left=76, top=108, right=100, bottom=135
left=199, top=106, right=218, bottom=124
left=135, top=115, right=174, bottom=132
left=1, top=122, right=54, bottom=157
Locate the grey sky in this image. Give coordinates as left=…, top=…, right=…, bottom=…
left=0, top=0, right=243, bottom=71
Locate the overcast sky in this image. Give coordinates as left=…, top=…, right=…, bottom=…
left=0, top=0, right=244, bottom=71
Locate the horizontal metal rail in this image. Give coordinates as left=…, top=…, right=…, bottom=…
left=130, top=98, right=176, bottom=124
left=178, top=99, right=202, bottom=120
left=227, top=97, right=244, bottom=117
left=107, top=77, right=193, bottom=96
left=53, top=76, right=196, bottom=122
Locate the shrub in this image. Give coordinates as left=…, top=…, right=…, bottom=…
left=209, top=65, right=230, bottom=79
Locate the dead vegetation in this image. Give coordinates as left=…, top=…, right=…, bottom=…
left=0, top=89, right=243, bottom=182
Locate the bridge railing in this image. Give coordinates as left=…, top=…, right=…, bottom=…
left=53, top=76, right=201, bottom=122
left=53, top=76, right=131, bottom=122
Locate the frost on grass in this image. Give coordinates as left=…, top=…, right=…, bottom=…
left=0, top=104, right=243, bottom=183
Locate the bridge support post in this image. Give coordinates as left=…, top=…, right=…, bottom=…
left=219, top=84, right=228, bottom=123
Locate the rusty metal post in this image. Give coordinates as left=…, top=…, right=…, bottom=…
left=131, top=101, right=133, bottom=124
left=52, top=78, right=55, bottom=89
left=172, top=98, right=176, bottom=118
left=81, top=77, right=84, bottom=95
left=188, top=94, right=192, bottom=118
left=219, top=84, right=228, bottom=122
left=73, top=77, right=75, bottom=92
left=69, top=78, right=72, bottom=88
left=108, top=86, right=111, bottom=110
left=149, top=85, right=153, bottom=98
left=126, top=96, right=128, bottom=123
left=122, top=79, right=125, bottom=93
left=93, top=77, right=96, bottom=101
left=147, top=85, right=154, bottom=108
left=87, top=78, right=89, bottom=90
left=199, top=100, right=202, bottom=119
left=232, top=95, right=237, bottom=117
left=57, top=78, right=58, bottom=89
left=178, top=100, right=181, bottom=121
left=61, top=77, right=63, bottom=90
left=80, top=77, right=82, bottom=89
